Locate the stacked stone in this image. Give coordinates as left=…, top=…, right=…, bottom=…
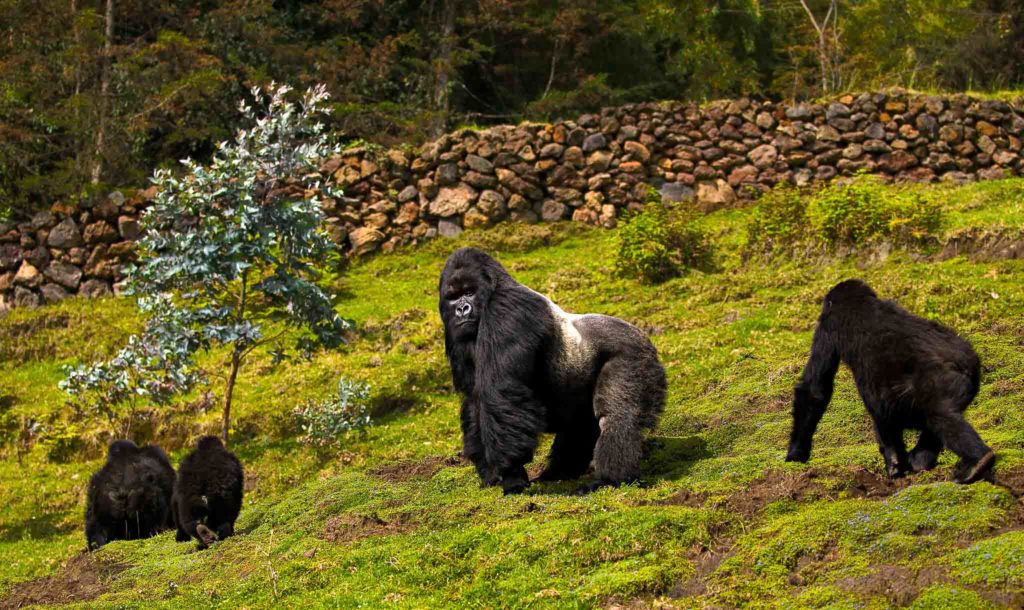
left=324, top=91, right=1024, bottom=256
left=0, top=191, right=145, bottom=309
left=1, top=91, right=1023, bottom=309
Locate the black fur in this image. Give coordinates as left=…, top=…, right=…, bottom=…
left=439, top=247, right=667, bottom=494
left=786, top=279, right=995, bottom=483
left=84, top=440, right=175, bottom=550
left=172, top=436, right=244, bottom=548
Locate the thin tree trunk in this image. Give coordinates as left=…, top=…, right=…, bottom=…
left=429, top=0, right=457, bottom=138
left=222, top=349, right=241, bottom=444
left=540, top=39, right=561, bottom=100
left=72, top=0, right=82, bottom=175
left=223, top=270, right=249, bottom=445
left=91, top=0, right=113, bottom=184
left=798, top=0, right=838, bottom=95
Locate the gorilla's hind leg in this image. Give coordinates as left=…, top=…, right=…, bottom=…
left=870, top=411, right=910, bottom=478
left=927, top=403, right=994, bottom=484
left=172, top=499, right=190, bottom=542
left=537, top=419, right=599, bottom=482
left=585, top=356, right=648, bottom=492
left=909, top=428, right=943, bottom=472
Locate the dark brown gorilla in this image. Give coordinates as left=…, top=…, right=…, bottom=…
left=786, top=279, right=995, bottom=484
left=85, top=440, right=175, bottom=550
left=172, top=436, right=244, bottom=548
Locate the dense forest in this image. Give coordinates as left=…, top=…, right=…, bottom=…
left=2, top=0, right=1023, bottom=213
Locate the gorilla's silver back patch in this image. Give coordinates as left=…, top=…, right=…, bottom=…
left=533, top=289, right=594, bottom=375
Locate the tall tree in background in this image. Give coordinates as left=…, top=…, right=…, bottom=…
left=91, top=0, right=113, bottom=184
left=798, top=0, right=841, bottom=94
left=430, top=0, right=459, bottom=137
left=3, top=0, right=1024, bottom=215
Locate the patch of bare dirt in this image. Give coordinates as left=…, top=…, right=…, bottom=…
left=937, top=228, right=1024, bottom=262
left=842, top=466, right=912, bottom=498
left=0, top=552, right=126, bottom=609
left=994, top=466, right=1024, bottom=499
left=655, top=466, right=910, bottom=520
left=321, top=512, right=416, bottom=544
left=837, top=564, right=948, bottom=607
left=604, top=598, right=677, bottom=609
left=673, top=539, right=736, bottom=600
left=367, top=454, right=462, bottom=483
left=725, top=469, right=824, bottom=518
left=655, top=489, right=708, bottom=508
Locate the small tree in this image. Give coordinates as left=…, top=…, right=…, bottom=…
left=62, top=83, right=348, bottom=444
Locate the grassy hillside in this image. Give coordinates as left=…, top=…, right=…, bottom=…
left=1, top=179, right=1023, bottom=609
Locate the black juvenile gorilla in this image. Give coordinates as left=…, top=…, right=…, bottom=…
left=173, top=435, right=244, bottom=548
left=85, top=440, right=176, bottom=550
left=786, top=279, right=995, bottom=484
left=439, top=247, right=667, bottom=495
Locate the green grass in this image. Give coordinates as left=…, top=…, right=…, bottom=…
left=1, top=178, right=1024, bottom=608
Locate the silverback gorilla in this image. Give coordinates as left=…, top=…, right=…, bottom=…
left=85, top=440, right=175, bottom=550
left=439, top=248, right=667, bottom=495
left=173, top=436, right=244, bottom=548
left=786, top=279, right=995, bottom=484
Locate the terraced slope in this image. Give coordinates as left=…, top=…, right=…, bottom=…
left=0, top=179, right=1022, bottom=609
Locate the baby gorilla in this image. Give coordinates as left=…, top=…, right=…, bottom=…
left=85, top=440, right=176, bottom=550
left=173, top=436, right=244, bottom=548
left=786, top=279, right=995, bottom=483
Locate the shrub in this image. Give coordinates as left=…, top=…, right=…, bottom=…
left=293, top=378, right=372, bottom=447
left=745, top=185, right=808, bottom=250
left=61, top=84, right=348, bottom=445
left=807, top=175, right=890, bottom=245
left=745, top=175, right=944, bottom=254
left=807, top=175, right=942, bottom=246
left=615, top=200, right=713, bottom=284
left=39, top=421, right=84, bottom=463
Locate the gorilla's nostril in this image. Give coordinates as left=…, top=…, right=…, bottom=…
left=456, top=303, right=472, bottom=317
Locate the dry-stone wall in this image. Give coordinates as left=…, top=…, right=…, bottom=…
left=2, top=91, right=1023, bottom=310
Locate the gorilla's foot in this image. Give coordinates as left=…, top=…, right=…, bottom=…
left=909, top=448, right=940, bottom=473
left=175, top=528, right=190, bottom=542
left=195, top=523, right=219, bottom=548
left=884, top=459, right=911, bottom=479
left=574, top=478, right=625, bottom=495
left=501, top=480, right=529, bottom=495
left=784, top=445, right=810, bottom=463
left=215, top=523, right=235, bottom=540
left=535, top=466, right=586, bottom=482
left=954, top=451, right=996, bottom=484
left=881, top=447, right=911, bottom=479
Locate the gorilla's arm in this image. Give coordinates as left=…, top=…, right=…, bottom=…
left=85, top=498, right=109, bottom=550
left=786, top=318, right=840, bottom=462
left=460, top=398, right=500, bottom=486
left=473, top=287, right=549, bottom=494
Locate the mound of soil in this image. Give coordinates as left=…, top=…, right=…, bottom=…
left=321, top=513, right=416, bottom=544
left=0, top=553, right=125, bottom=609
left=367, top=455, right=463, bottom=483
left=837, top=564, right=948, bottom=606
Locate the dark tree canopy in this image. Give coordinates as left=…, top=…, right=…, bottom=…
left=2, top=0, right=1022, bottom=214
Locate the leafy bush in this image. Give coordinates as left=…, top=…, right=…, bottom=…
left=61, top=83, right=349, bottom=445
left=746, top=175, right=944, bottom=254
left=39, top=421, right=84, bottom=463
left=614, top=200, right=713, bottom=284
left=293, top=378, right=372, bottom=447
left=745, top=185, right=809, bottom=250
left=525, top=74, right=619, bottom=121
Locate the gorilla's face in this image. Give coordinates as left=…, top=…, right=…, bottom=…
left=442, top=269, right=483, bottom=342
